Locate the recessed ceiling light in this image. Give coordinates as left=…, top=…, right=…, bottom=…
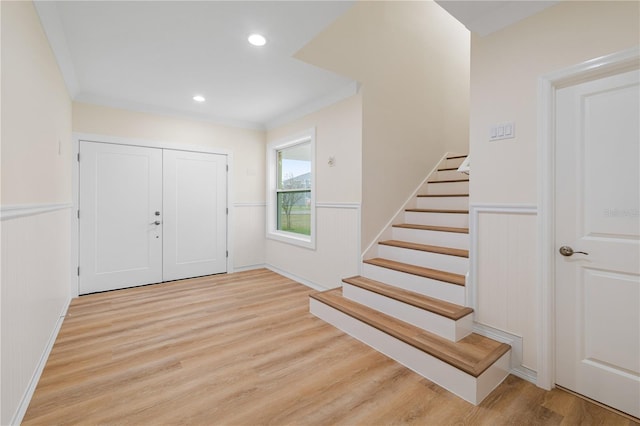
left=193, top=95, right=205, bottom=102
left=248, top=34, right=267, bottom=47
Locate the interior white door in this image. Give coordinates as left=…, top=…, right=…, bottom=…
left=555, top=69, right=639, bottom=417
left=162, top=150, right=227, bottom=281
left=79, top=141, right=163, bottom=294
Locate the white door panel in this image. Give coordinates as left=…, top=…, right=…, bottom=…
left=79, top=142, right=163, bottom=294
left=555, top=69, right=639, bottom=417
left=162, top=150, right=227, bottom=281
left=79, top=142, right=228, bottom=293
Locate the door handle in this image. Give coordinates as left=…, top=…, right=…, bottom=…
left=559, top=246, right=589, bottom=256
left=152, top=221, right=161, bottom=226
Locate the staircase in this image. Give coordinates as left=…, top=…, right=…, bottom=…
left=309, top=154, right=511, bottom=405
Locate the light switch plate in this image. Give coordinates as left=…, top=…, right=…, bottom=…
left=490, top=121, right=515, bottom=141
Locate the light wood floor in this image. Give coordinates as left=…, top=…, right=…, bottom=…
left=24, top=269, right=638, bottom=425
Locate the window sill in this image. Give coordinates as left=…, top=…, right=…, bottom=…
left=266, top=230, right=315, bottom=250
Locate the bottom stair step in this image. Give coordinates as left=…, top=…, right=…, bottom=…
left=309, top=289, right=511, bottom=405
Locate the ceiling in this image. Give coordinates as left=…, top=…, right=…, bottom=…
left=35, top=1, right=557, bottom=130
left=435, top=0, right=559, bottom=36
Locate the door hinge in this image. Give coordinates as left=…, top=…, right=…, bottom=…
left=226, top=165, right=229, bottom=172
left=77, top=210, right=80, bottom=219
left=77, top=153, right=80, bottom=162
left=226, top=250, right=228, bottom=258
left=77, top=267, right=80, bottom=276
left=226, top=208, right=228, bottom=214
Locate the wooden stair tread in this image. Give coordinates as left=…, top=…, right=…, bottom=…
left=437, top=167, right=460, bottom=171
left=363, top=258, right=465, bottom=286
left=417, top=193, right=469, bottom=198
left=379, top=240, right=469, bottom=258
left=310, top=289, right=509, bottom=377
left=406, top=208, right=469, bottom=214
left=342, top=276, right=473, bottom=320
left=393, top=223, right=469, bottom=234
left=446, top=155, right=467, bottom=160
left=428, top=179, right=469, bottom=183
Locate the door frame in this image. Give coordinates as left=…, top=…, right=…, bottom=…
left=71, top=133, right=234, bottom=298
left=537, top=46, right=639, bottom=390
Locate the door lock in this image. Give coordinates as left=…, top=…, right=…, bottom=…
left=559, top=246, right=589, bottom=257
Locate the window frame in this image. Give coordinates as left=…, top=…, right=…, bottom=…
left=266, top=128, right=316, bottom=249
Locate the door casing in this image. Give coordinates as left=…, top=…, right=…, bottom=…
left=71, top=133, right=234, bottom=298
left=537, top=46, right=640, bottom=391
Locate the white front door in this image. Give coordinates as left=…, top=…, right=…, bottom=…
left=79, top=141, right=163, bottom=294
left=555, top=69, right=639, bottom=417
left=79, top=141, right=228, bottom=294
left=162, top=149, right=227, bottom=281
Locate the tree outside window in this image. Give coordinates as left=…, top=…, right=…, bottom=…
left=276, top=142, right=311, bottom=235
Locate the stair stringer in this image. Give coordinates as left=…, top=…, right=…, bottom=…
left=361, top=151, right=464, bottom=261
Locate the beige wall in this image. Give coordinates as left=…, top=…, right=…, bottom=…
left=265, top=94, right=362, bottom=288
left=1, top=1, right=72, bottom=423
left=296, top=1, right=470, bottom=249
left=1, top=2, right=72, bottom=204
left=470, top=1, right=639, bottom=204
left=73, top=103, right=265, bottom=203
left=470, top=1, right=639, bottom=373
left=266, top=93, right=362, bottom=203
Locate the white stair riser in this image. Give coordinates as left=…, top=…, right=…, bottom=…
left=361, top=263, right=465, bottom=305
left=442, top=157, right=466, bottom=169
left=342, top=283, right=473, bottom=342
left=392, top=227, right=469, bottom=250
left=422, top=181, right=469, bottom=195
left=310, top=298, right=511, bottom=405
left=416, top=196, right=468, bottom=210
left=429, top=169, right=469, bottom=181
left=404, top=211, right=469, bottom=228
left=377, top=245, right=469, bottom=275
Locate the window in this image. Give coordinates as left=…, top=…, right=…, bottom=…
left=267, top=128, right=315, bottom=249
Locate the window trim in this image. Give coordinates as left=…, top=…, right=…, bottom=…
left=266, top=128, right=316, bottom=249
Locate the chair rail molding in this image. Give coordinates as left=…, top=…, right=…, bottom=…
left=1, top=203, right=72, bottom=221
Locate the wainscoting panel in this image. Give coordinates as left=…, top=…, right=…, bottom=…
left=1, top=205, right=71, bottom=425
left=232, top=203, right=266, bottom=271
left=470, top=204, right=538, bottom=372
left=265, top=203, right=360, bottom=290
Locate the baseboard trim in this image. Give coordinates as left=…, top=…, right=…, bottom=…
left=11, top=296, right=71, bottom=425
left=232, top=263, right=267, bottom=273
left=472, top=322, right=537, bottom=385
left=265, top=264, right=336, bottom=292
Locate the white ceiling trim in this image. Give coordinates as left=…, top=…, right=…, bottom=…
left=74, top=92, right=266, bottom=130
left=34, top=1, right=80, bottom=97
left=266, top=81, right=360, bottom=130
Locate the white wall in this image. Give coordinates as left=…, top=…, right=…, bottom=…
left=470, top=1, right=639, bottom=374
left=265, top=94, right=362, bottom=288
left=296, top=1, right=470, bottom=249
left=72, top=102, right=267, bottom=270
left=0, top=1, right=73, bottom=423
